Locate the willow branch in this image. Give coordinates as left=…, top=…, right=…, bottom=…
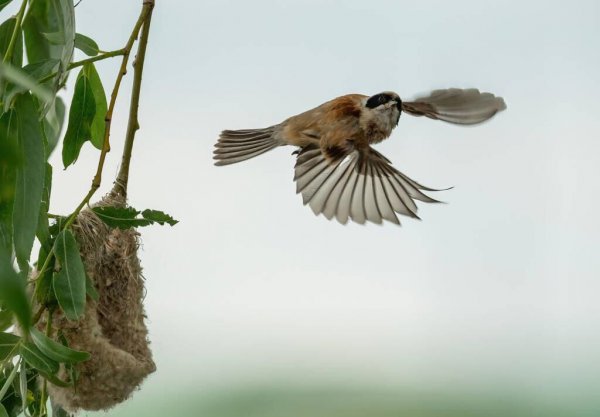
left=32, top=1, right=155, bottom=320
left=114, top=0, right=155, bottom=197
left=63, top=0, right=152, bottom=228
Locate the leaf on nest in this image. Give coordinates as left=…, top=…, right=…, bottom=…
left=141, top=209, right=179, bottom=226
left=92, top=206, right=178, bottom=229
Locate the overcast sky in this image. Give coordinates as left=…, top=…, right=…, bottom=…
left=16, top=0, right=600, bottom=413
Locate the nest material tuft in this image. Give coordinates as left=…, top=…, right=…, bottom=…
left=47, top=192, right=155, bottom=412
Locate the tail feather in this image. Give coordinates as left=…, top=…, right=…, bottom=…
left=213, top=126, right=280, bottom=166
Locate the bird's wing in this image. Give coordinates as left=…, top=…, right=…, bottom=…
left=402, top=88, right=506, bottom=125
left=293, top=145, right=443, bottom=225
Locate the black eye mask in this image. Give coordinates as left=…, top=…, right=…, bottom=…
left=366, top=93, right=393, bottom=109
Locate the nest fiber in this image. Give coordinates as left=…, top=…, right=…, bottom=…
left=48, top=193, right=155, bottom=411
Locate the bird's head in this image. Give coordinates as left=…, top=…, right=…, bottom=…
left=365, top=91, right=402, bottom=127
left=365, top=91, right=402, bottom=130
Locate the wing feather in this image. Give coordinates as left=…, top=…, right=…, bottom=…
left=364, top=162, right=383, bottom=224
left=293, top=145, right=443, bottom=225
left=322, top=158, right=357, bottom=221
left=402, top=88, right=506, bottom=125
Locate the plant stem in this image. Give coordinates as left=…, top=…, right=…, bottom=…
left=38, top=49, right=126, bottom=84
left=0, top=357, right=20, bottom=401
left=2, top=0, right=27, bottom=64
left=114, top=0, right=155, bottom=197
left=37, top=311, right=53, bottom=417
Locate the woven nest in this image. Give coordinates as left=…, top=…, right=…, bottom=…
left=45, top=192, right=155, bottom=412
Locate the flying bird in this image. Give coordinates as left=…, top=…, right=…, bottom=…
left=214, top=88, right=506, bottom=225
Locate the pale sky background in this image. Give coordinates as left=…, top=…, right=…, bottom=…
left=10, top=0, right=600, bottom=414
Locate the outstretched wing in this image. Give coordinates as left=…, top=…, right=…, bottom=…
left=293, top=145, right=443, bottom=225
left=402, top=88, right=506, bottom=125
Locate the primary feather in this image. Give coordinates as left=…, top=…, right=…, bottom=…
left=293, top=145, right=442, bottom=225
left=402, top=88, right=506, bottom=125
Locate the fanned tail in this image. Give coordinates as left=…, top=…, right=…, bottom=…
left=213, top=126, right=280, bottom=166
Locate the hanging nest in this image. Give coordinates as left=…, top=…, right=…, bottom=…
left=45, top=191, right=156, bottom=412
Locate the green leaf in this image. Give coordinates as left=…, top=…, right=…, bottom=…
left=0, top=249, right=30, bottom=330
left=2, top=60, right=59, bottom=112
left=30, top=328, right=90, bottom=363
left=18, top=361, right=26, bottom=413
left=52, top=230, right=86, bottom=321
left=21, top=59, right=60, bottom=82
left=0, top=332, right=20, bottom=361
left=0, top=109, right=19, bottom=249
left=19, top=342, right=59, bottom=375
left=42, top=96, right=65, bottom=156
left=0, top=62, right=54, bottom=105
left=83, top=63, right=106, bottom=149
left=34, top=246, right=57, bottom=307
left=0, top=403, right=8, bottom=417
left=22, top=0, right=74, bottom=115
left=36, top=163, right=52, bottom=252
left=42, top=31, right=64, bottom=45
left=0, top=17, right=23, bottom=67
left=74, top=33, right=99, bottom=57
left=56, top=0, right=75, bottom=86
left=62, top=68, right=96, bottom=167
left=91, top=206, right=148, bottom=228
left=13, top=94, right=46, bottom=271
left=0, top=309, right=12, bottom=331
left=22, top=0, right=74, bottom=81
left=0, top=0, right=13, bottom=13
left=23, top=1, right=62, bottom=64
left=142, top=209, right=179, bottom=226
left=92, top=206, right=179, bottom=229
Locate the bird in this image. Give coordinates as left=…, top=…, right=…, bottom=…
left=214, top=88, right=506, bottom=225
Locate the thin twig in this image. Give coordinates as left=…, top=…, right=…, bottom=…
left=38, top=49, right=126, bottom=84
left=114, top=0, right=155, bottom=196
